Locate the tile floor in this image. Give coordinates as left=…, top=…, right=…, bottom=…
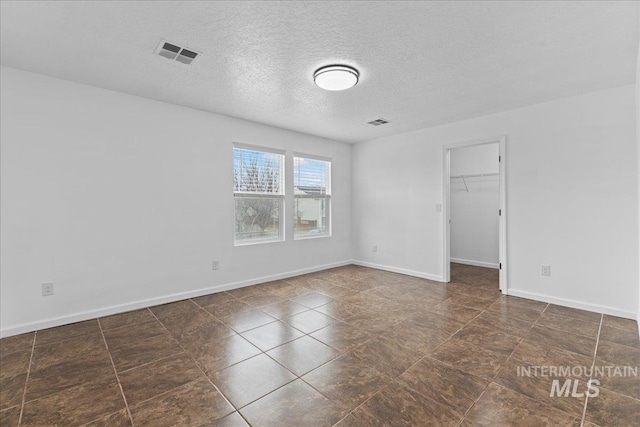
left=1, top=264, right=639, bottom=426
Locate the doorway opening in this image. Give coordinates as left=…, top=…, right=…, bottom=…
left=442, top=136, right=507, bottom=294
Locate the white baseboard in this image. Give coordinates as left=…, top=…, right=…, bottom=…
left=4, top=259, right=635, bottom=337
left=0, top=260, right=352, bottom=338
left=351, top=260, right=444, bottom=282
left=450, top=258, right=499, bottom=269
left=449, top=258, right=499, bottom=270
left=508, top=288, right=637, bottom=320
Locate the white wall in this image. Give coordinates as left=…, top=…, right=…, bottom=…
left=450, top=144, right=499, bottom=268
left=0, top=66, right=352, bottom=336
left=353, top=85, right=638, bottom=318
left=2, top=66, right=638, bottom=336
left=636, top=37, right=640, bottom=329
left=450, top=143, right=500, bottom=177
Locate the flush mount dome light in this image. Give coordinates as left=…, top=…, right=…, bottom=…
left=314, top=65, right=359, bottom=91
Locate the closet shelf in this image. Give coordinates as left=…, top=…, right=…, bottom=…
left=450, top=172, right=499, bottom=192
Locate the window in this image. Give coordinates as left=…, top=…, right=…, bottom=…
left=294, top=155, right=331, bottom=239
left=234, top=145, right=284, bottom=244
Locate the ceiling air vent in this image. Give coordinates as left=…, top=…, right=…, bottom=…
left=155, top=40, right=200, bottom=65
left=367, top=118, right=390, bottom=126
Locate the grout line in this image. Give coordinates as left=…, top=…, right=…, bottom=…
left=104, top=331, right=182, bottom=361
left=115, top=377, right=211, bottom=413
left=426, top=301, right=487, bottom=354
left=332, top=266, right=502, bottom=426
left=486, top=303, right=600, bottom=424
left=213, top=294, right=349, bottom=415
left=290, top=312, right=400, bottom=420
left=308, top=336, right=437, bottom=426
left=458, top=297, right=543, bottom=425
left=12, top=264, right=611, bottom=426
left=593, top=384, right=640, bottom=402
left=597, top=319, right=639, bottom=334
left=16, top=331, right=37, bottom=426
left=329, top=376, right=393, bottom=426
left=235, top=374, right=298, bottom=412
left=116, top=351, right=184, bottom=375
left=580, top=313, right=603, bottom=427
left=534, top=303, right=550, bottom=322
left=500, top=301, right=547, bottom=364
left=456, top=385, right=491, bottom=427
left=401, top=353, right=430, bottom=375
left=373, top=282, right=494, bottom=426
left=443, top=278, right=542, bottom=426
left=408, top=265, right=518, bottom=424
left=531, top=310, right=602, bottom=340
left=146, top=309, right=250, bottom=425
left=97, top=318, right=136, bottom=427
left=76, top=409, right=132, bottom=427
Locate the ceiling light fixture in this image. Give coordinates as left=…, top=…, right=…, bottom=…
left=314, top=65, right=359, bottom=91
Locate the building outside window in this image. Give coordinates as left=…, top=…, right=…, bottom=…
left=293, top=155, right=331, bottom=239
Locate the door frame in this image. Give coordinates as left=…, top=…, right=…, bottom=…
left=442, top=135, right=508, bottom=294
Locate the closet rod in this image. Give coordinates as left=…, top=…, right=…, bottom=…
left=450, top=172, right=499, bottom=179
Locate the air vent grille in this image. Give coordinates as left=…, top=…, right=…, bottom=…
left=156, top=40, right=199, bottom=65
left=367, top=119, right=390, bottom=126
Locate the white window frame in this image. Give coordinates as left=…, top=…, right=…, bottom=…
left=293, top=153, right=332, bottom=240
left=233, top=143, right=285, bottom=246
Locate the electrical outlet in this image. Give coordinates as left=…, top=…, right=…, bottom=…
left=436, top=203, right=442, bottom=213
left=42, top=282, right=54, bottom=296
left=541, top=265, right=551, bottom=277
left=372, top=245, right=378, bottom=253
left=212, top=260, right=220, bottom=270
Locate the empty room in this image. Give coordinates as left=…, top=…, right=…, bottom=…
left=1, top=1, right=639, bottom=426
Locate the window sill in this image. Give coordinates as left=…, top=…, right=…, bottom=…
left=294, top=234, right=331, bottom=241
left=234, top=238, right=285, bottom=247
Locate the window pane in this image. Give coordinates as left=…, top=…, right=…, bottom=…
left=234, top=148, right=283, bottom=194
left=294, top=157, right=330, bottom=196
left=235, top=197, right=281, bottom=242
left=294, top=198, right=328, bottom=237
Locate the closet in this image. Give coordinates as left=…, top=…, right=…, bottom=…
left=449, top=143, right=500, bottom=269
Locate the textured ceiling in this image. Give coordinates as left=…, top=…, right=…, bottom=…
left=1, top=1, right=638, bottom=143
